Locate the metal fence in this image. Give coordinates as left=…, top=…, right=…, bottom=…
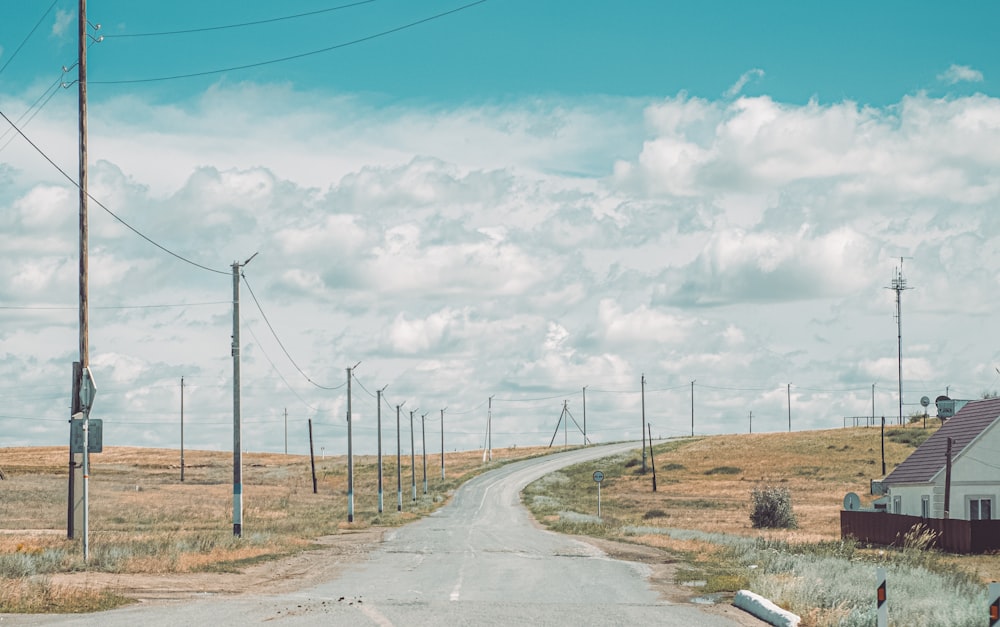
left=841, top=510, right=1000, bottom=554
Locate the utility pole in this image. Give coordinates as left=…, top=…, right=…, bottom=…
left=640, top=374, right=647, bottom=472
left=410, top=409, right=418, bottom=501
left=483, top=395, right=494, bottom=462
left=421, top=413, right=428, bottom=495
left=872, top=383, right=876, bottom=428
left=346, top=364, right=358, bottom=523
left=377, top=386, right=387, bottom=513
left=440, top=408, right=446, bottom=480
left=888, top=259, right=912, bottom=426
left=749, top=410, right=753, bottom=434
left=787, top=383, right=791, bottom=432
left=943, top=437, right=953, bottom=518
left=690, top=380, right=696, bottom=437
left=180, top=377, right=185, bottom=482
left=231, top=252, right=256, bottom=539
left=308, top=418, right=317, bottom=494
left=283, top=408, right=287, bottom=455
left=396, top=402, right=405, bottom=512
left=582, top=386, right=588, bottom=445
left=647, top=423, right=657, bottom=492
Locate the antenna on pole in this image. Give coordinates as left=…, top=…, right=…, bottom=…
left=886, top=257, right=913, bottom=426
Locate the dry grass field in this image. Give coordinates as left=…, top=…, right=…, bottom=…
left=4, top=421, right=996, bottom=618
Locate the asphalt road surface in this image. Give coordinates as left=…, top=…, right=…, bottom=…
left=14, top=443, right=744, bottom=626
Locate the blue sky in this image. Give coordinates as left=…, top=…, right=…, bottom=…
left=2, top=1, right=1000, bottom=458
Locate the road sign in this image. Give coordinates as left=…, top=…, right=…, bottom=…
left=71, top=418, right=103, bottom=453
left=80, top=367, right=97, bottom=410
left=593, top=470, right=604, bottom=483
left=920, top=396, right=930, bottom=408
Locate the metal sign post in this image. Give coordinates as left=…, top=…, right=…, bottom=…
left=593, top=470, right=604, bottom=518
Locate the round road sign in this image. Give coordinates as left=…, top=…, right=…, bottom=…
left=920, top=396, right=930, bottom=407
left=593, top=470, right=604, bottom=483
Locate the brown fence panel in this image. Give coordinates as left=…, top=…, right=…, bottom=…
left=840, top=511, right=993, bottom=554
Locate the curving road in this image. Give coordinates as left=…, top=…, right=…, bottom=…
left=15, top=443, right=743, bottom=626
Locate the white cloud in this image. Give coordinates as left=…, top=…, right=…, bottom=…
left=51, top=9, right=73, bottom=37
left=937, top=64, right=984, bottom=85
left=725, top=68, right=765, bottom=98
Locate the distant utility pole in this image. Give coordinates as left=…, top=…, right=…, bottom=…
left=690, top=380, right=696, bottom=437
left=440, top=408, right=446, bottom=480
left=283, top=408, right=287, bottom=455
left=787, top=383, right=791, bottom=432
left=483, top=396, right=494, bottom=462
left=582, top=386, right=588, bottom=445
left=749, top=410, right=753, bottom=434
left=421, top=413, right=428, bottom=495
left=396, top=402, right=405, bottom=512
left=887, top=259, right=912, bottom=426
left=231, top=252, right=257, bottom=538
left=180, top=378, right=185, bottom=482
left=640, top=374, right=647, bottom=472
left=410, top=408, right=418, bottom=501
left=647, top=423, right=657, bottom=492
left=872, top=384, right=876, bottom=428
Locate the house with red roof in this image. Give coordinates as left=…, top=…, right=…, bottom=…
left=881, top=397, right=1000, bottom=520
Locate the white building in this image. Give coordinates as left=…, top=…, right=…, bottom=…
left=881, top=397, right=1000, bottom=521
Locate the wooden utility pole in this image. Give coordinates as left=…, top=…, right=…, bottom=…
left=944, top=437, right=954, bottom=518
left=647, top=423, right=657, bottom=492
left=308, top=419, right=317, bottom=494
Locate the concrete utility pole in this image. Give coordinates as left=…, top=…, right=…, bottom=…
left=180, top=378, right=185, bottom=482
left=582, top=386, right=587, bottom=445
left=377, top=386, right=387, bottom=513
left=483, top=396, right=494, bottom=462
left=410, top=409, right=418, bottom=501
left=787, top=383, right=791, bottom=432
left=421, top=413, right=428, bottom=495
left=346, top=364, right=359, bottom=523
left=396, top=402, right=405, bottom=512
left=690, top=380, right=696, bottom=437
left=440, top=408, right=446, bottom=480
left=283, top=408, right=287, bottom=455
left=231, top=252, right=257, bottom=538
left=640, top=375, right=647, bottom=472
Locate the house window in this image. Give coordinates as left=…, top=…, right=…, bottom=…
left=893, top=496, right=902, bottom=514
left=921, top=495, right=930, bottom=518
left=970, top=498, right=993, bottom=520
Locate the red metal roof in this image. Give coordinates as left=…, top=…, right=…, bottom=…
left=883, top=397, right=1000, bottom=485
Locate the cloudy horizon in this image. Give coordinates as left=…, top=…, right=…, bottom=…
left=2, top=2, right=999, bottom=457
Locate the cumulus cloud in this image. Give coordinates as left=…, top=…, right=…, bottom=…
left=51, top=9, right=73, bottom=37
left=937, top=64, right=984, bottom=84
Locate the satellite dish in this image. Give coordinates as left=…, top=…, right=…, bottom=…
left=844, top=492, right=861, bottom=511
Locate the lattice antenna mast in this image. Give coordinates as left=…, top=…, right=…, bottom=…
left=887, top=258, right=913, bottom=426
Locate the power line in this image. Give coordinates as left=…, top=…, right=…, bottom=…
left=0, top=108, right=229, bottom=276
left=240, top=272, right=345, bottom=391
left=0, top=301, right=231, bottom=311
left=102, top=0, right=377, bottom=38
left=242, top=315, right=326, bottom=413
left=0, top=0, right=59, bottom=76
left=93, top=0, right=489, bottom=85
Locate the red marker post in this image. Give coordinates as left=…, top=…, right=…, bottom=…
left=875, top=567, right=887, bottom=627
left=989, top=582, right=999, bottom=627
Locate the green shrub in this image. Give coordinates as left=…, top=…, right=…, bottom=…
left=705, top=466, right=741, bottom=475
left=750, top=485, right=797, bottom=529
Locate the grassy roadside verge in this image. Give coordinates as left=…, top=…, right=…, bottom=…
left=0, top=445, right=548, bottom=613
left=523, top=427, right=997, bottom=627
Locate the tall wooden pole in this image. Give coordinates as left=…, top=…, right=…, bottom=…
left=77, top=0, right=91, bottom=561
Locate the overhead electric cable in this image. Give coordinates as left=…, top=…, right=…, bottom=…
left=242, top=315, right=324, bottom=412
left=0, top=108, right=229, bottom=275
left=240, top=272, right=345, bottom=390
left=103, top=0, right=377, bottom=38
left=0, top=301, right=230, bottom=311
left=0, top=74, right=64, bottom=152
left=93, top=0, right=489, bottom=84
left=0, top=0, right=59, bottom=76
